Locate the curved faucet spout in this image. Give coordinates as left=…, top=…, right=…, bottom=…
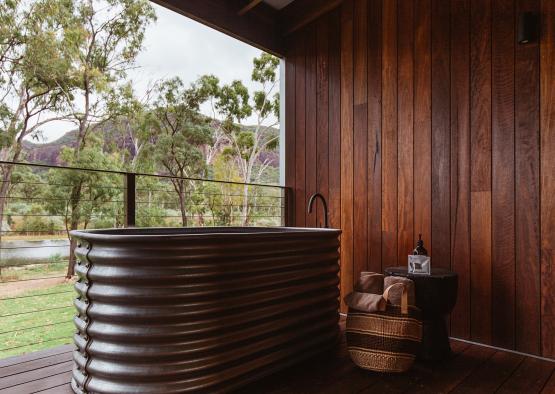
left=307, top=193, right=329, bottom=228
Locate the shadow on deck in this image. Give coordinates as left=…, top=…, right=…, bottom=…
left=1, top=320, right=554, bottom=393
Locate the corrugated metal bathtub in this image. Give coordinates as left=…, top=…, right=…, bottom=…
left=69, top=227, right=341, bottom=393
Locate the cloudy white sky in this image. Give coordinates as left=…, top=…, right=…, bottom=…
left=39, top=2, right=276, bottom=142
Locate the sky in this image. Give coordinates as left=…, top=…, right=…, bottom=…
left=39, top=2, right=274, bottom=142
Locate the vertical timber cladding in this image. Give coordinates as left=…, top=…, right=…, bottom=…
left=283, top=0, right=555, bottom=357
left=339, top=0, right=354, bottom=312
left=469, top=0, right=493, bottom=346
left=540, top=0, right=555, bottom=360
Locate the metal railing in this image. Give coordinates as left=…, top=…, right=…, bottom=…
left=0, top=160, right=293, bottom=358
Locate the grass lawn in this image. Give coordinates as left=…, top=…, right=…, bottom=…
left=0, top=282, right=76, bottom=359
left=1, top=261, right=68, bottom=282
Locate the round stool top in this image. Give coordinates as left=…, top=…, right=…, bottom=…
left=384, top=266, right=458, bottom=316
left=385, top=266, right=458, bottom=280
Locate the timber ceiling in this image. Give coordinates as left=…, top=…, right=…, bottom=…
left=151, top=0, right=343, bottom=56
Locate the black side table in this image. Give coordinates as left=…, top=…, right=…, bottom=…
left=384, top=266, right=458, bottom=361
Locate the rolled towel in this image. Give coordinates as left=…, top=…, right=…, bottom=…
left=383, top=276, right=416, bottom=306
left=355, top=272, right=384, bottom=294
left=344, top=291, right=387, bottom=313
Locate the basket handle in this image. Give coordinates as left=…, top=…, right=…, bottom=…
left=383, top=283, right=409, bottom=314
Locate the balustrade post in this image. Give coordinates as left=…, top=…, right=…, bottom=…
left=282, top=187, right=295, bottom=227
left=124, top=173, right=136, bottom=227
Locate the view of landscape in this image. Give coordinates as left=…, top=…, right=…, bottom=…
left=0, top=0, right=281, bottom=358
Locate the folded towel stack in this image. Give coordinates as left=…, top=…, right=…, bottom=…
left=344, top=272, right=416, bottom=313
left=384, top=276, right=416, bottom=306
left=355, top=272, right=384, bottom=293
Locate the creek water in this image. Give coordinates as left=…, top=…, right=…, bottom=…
left=0, top=239, right=70, bottom=267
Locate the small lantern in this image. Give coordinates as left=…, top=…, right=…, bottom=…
left=408, top=234, right=431, bottom=275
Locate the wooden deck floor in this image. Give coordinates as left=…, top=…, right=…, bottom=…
left=1, top=322, right=554, bottom=394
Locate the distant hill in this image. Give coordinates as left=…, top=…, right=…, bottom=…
left=22, top=123, right=280, bottom=168
left=23, top=131, right=79, bottom=165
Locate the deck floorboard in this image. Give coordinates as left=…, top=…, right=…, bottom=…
left=0, top=323, right=553, bottom=394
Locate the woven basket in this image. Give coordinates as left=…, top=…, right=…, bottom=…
left=346, top=283, right=423, bottom=373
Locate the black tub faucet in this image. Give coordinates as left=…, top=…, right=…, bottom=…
left=308, top=193, right=329, bottom=228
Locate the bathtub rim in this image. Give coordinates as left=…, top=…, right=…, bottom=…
left=70, top=226, right=341, bottom=243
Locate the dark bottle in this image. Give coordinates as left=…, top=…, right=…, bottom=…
left=412, top=234, right=428, bottom=256
left=409, top=234, right=430, bottom=274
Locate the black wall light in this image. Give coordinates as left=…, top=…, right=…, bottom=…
left=518, top=12, right=539, bottom=44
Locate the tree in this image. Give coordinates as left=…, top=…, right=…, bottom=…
left=55, top=0, right=155, bottom=276
left=0, top=0, right=76, bottom=237
left=196, top=75, right=230, bottom=167
left=105, top=82, right=158, bottom=173
left=44, top=137, right=122, bottom=277
left=205, top=154, right=243, bottom=225
left=0, top=1, right=19, bottom=66
left=61, top=0, right=156, bottom=157
left=206, top=53, right=280, bottom=225
left=148, top=77, right=213, bottom=226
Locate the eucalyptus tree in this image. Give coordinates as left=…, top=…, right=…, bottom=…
left=44, top=137, right=122, bottom=277
left=105, top=82, right=170, bottom=227
left=196, top=74, right=230, bottom=166
left=62, top=0, right=156, bottom=156
left=53, top=0, right=156, bottom=277
left=104, top=82, right=157, bottom=172
left=0, top=0, right=76, bottom=233
left=148, top=77, right=213, bottom=226
left=204, top=53, right=280, bottom=225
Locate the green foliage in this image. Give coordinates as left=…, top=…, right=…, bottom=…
left=0, top=0, right=76, bottom=150
left=104, top=83, right=157, bottom=172
left=205, top=155, right=243, bottom=225
left=146, top=77, right=214, bottom=225
left=9, top=165, right=44, bottom=197
left=136, top=204, right=167, bottom=227
left=150, top=77, right=213, bottom=177
left=66, top=0, right=156, bottom=91
left=211, top=53, right=280, bottom=169
left=197, top=74, right=220, bottom=99
left=252, top=53, right=280, bottom=120
left=17, top=204, right=61, bottom=233
left=252, top=53, right=280, bottom=83
left=44, top=136, right=123, bottom=230
left=217, top=80, right=252, bottom=123
left=200, top=52, right=280, bottom=224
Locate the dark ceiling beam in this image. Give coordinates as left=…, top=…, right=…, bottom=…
left=151, top=0, right=284, bottom=56
left=238, top=0, right=264, bottom=16
left=279, top=0, right=344, bottom=35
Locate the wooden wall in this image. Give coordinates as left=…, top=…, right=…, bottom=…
left=284, top=0, right=555, bottom=358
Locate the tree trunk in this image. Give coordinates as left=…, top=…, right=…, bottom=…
left=66, top=208, right=81, bottom=278
left=67, top=236, right=77, bottom=278
left=242, top=183, right=249, bottom=226
left=241, top=160, right=255, bottom=226
left=66, top=211, right=80, bottom=278
left=0, top=164, right=14, bottom=234
left=178, top=182, right=188, bottom=227
left=0, top=144, right=23, bottom=246
left=66, top=183, right=82, bottom=278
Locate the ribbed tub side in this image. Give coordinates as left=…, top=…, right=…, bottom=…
left=70, top=228, right=341, bottom=394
